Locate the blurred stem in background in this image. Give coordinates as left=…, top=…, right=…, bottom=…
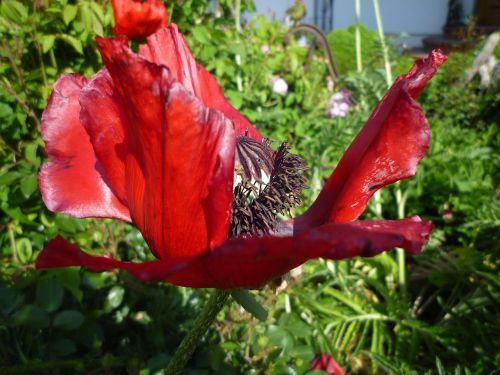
left=355, top=0, right=362, bottom=72
left=234, top=0, right=243, bottom=92
left=372, top=0, right=392, bottom=86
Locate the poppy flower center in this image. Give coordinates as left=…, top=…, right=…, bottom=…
left=230, top=136, right=307, bottom=237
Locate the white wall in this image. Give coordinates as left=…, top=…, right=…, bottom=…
left=252, top=0, right=476, bottom=34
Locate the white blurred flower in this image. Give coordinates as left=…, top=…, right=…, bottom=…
left=327, top=89, right=352, bottom=118
left=272, top=77, right=288, bottom=96
left=260, top=44, right=270, bottom=54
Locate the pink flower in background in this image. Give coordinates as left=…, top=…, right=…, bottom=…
left=310, top=353, right=346, bottom=375
left=260, top=44, right=270, bottom=54
left=272, top=77, right=288, bottom=95
left=327, top=89, right=352, bottom=118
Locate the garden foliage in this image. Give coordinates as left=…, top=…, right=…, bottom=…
left=0, top=1, right=498, bottom=373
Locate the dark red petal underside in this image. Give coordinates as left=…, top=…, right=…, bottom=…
left=297, top=50, right=447, bottom=229
left=178, top=216, right=433, bottom=288
left=36, top=217, right=432, bottom=289
left=96, top=36, right=235, bottom=259
left=138, top=25, right=262, bottom=140
left=111, top=0, right=167, bottom=38
left=39, top=74, right=131, bottom=222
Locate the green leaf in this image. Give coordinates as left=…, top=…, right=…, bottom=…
left=51, top=268, right=83, bottom=302
left=52, top=338, right=77, bottom=356
left=323, top=287, right=365, bottom=314
left=278, top=313, right=310, bottom=338
left=364, top=351, right=401, bottom=374
left=231, top=290, right=267, bottom=321
left=62, top=5, right=78, bottom=25
left=24, top=143, right=39, bottom=164
left=146, top=353, right=170, bottom=372
left=0, top=287, right=24, bottom=316
left=36, top=277, right=64, bottom=312
left=191, top=26, right=210, bottom=44
left=106, top=285, right=125, bottom=309
left=0, top=1, right=28, bottom=23
left=15, top=237, right=32, bottom=264
left=436, top=356, right=445, bottom=375
left=11, top=304, right=50, bottom=328
left=57, top=34, right=83, bottom=54
left=266, top=325, right=295, bottom=355
left=40, top=35, right=55, bottom=54
left=20, top=175, right=37, bottom=198
left=0, top=102, right=14, bottom=118
left=53, top=310, right=85, bottom=330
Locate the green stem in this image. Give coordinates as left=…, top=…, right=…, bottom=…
left=234, top=0, right=241, bottom=33
left=372, top=0, right=392, bottom=86
left=395, top=184, right=407, bottom=294
left=167, top=2, right=174, bottom=24
left=7, top=223, right=18, bottom=264
left=355, top=0, right=362, bottom=72
left=234, top=0, right=243, bottom=92
left=165, top=289, right=231, bottom=375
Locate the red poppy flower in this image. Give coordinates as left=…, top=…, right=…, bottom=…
left=111, top=0, right=168, bottom=38
left=310, top=353, right=346, bottom=375
left=36, top=20, right=446, bottom=289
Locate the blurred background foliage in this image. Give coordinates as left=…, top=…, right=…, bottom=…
left=0, top=0, right=499, bottom=374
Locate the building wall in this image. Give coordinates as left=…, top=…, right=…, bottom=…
left=252, top=0, right=476, bottom=34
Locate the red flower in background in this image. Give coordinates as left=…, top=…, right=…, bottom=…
left=111, top=0, right=168, bottom=38
left=310, top=353, right=346, bottom=375
left=36, top=1, right=446, bottom=289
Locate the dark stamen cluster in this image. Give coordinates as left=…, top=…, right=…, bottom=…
left=235, top=136, right=274, bottom=182
left=230, top=139, right=307, bottom=237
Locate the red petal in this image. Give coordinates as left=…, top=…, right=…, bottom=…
left=79, top=69, right=129, bottom=205
left=297, top=50, right=447, bottom=229
left=39, top=74, right=131, bottom=222
left=96, top=36, right=235, bottom=259
left=36, top=235, right=182, bottom=281
left=139, top=25, right=262, bottom=140
left=175, top=216, right=432, bottom=288
left=310, top=353, right=346, bottom=375
left=111, top=0, right=167, bottom=38
left=37, top=217, right=432, bottom=289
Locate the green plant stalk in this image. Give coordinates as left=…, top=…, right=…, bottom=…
left=165, top=289, right=231, bottom=374
left=234, top=0, right=243, bottom=92
left=7, top=223, right=18, bottom=264
left=234, top=0, right=241, bottom=33
left=372, top=0, right=392, bottom=86
left=167, top=2, right=175, bottom=24
left=395, top=186, right=407, bottom=293
left=355, top=0, right=362, bottom=72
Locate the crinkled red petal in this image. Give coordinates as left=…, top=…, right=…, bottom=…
left=297, top=50, right=447, bottom=229
left=79, top=69, right=128, bottom=205
left=111, top=0, right=167, bottom=38
left=139, top=25, right=262, bottom=140
left=36, top=217, right=432, bottom=289
left=39, top=74, right=131, bottom=222
left=96, top=36, right=235, bottom=259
